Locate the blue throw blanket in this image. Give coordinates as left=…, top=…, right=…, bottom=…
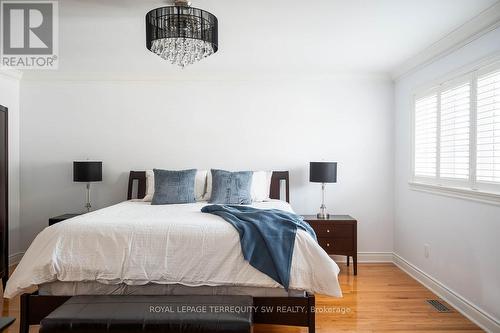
left=201, top=205, right=317, bottom=289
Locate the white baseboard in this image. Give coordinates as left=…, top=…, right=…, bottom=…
left=8, top=252, right=24, bottom=266
left=331, top=251, right=394, bottom=263
left=393, top=253, right=500, bottom=333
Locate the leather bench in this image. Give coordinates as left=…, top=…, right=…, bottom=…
left=39, top=295, right=253, bottom=333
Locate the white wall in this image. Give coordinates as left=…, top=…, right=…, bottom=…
left=394, top=27, right=500, bottom=323
left=0, top=70, right=21, bottom=260
left=19, top=74, right=394, bottom=254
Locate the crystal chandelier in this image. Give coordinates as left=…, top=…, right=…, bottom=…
left=146, top=0, right=218, bottom=68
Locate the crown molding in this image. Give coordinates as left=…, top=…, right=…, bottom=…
left=19, top=70, right=391, bottom=83
left=0, top=67, right=23, bottom=81
left=391, top=2, right=500, bottom=81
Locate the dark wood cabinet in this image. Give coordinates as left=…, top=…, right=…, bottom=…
left=303, top=215, right=357, bottom=275
left=49, top=214, right=82, bottom=226
left=0, top=105, right=8, bottom=288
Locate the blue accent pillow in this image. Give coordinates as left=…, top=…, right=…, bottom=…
left=151, top=169, right=197, bottom=205
left=209, top=169, right=253, bottom=204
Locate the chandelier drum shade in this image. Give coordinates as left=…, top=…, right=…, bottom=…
left=145, top=1, right=218, bottom=68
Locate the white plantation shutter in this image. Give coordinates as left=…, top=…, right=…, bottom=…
left=477, top=70, right=500, bottom=184
left=412, top=61, right=500, bottom=197
left=439, top=83, right=470, bottom=180
left=414, top=95, right=437, bottom=177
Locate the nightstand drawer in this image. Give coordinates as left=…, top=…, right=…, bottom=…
left=312, top=223, right=353, bottom=238
left=317, top=237, right=354, bottom=254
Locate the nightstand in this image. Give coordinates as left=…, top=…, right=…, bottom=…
left=302, top=215, right=357, bottom=275
left=49, top=213, right=82, bottom=226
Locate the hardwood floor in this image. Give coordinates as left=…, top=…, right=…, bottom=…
left=1, top=263, right=482, bottom=333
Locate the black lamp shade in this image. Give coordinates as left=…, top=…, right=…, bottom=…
left=309, top=162, right=337, bottom=183
left=73, top=161, right=102, bottom=182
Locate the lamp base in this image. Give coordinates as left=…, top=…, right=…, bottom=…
left=317, top=212, right=330, bottom=219
left=85, top=183, right=92, bottom=213
left=317, top=203, right=330, bottom=219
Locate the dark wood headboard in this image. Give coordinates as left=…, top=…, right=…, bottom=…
left=128, top=170, right=290, bottom=203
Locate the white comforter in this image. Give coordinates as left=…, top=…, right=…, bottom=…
left=5, top=200, right=342, bottom=298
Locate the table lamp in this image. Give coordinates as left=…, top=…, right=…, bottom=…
left=73, top=161, right=102, bottom=212
left=309, top=162, right=337, bottom=219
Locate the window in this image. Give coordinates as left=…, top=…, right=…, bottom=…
left=439, top=82, right=470, bottom=180
left=477, top=70, right=500, bottom=183
left=412, top=61, right=500, bottom=199
left=414, top=95, right=437, bottom=177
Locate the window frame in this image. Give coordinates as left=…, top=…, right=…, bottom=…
left=409, top=55, right=500, bottom=205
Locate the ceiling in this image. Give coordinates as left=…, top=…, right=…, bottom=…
left=22, top=0, right=500, bottom=78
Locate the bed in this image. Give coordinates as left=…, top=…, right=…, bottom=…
left=7, top=171, right=341, bottom=333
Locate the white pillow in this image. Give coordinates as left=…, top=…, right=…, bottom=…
left=142, top=169, right=207, bottom=202
left=194, top=170, right=208, bottom=201
left=251, top=171, right=273, bottom=202
left=203, top=171, right=213, bottom=201
left=204, top=170, right=272, bottom=202
left=143, top=170, right=155, bottom=202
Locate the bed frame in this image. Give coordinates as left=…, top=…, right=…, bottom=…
left=19, top=170, right=315, bottom=333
